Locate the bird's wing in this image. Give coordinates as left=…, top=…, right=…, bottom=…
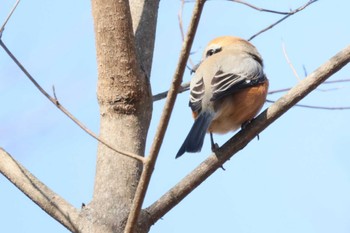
left=210, top=54, right=265, bottom=102
left=189, top=76, right=204, bottom=113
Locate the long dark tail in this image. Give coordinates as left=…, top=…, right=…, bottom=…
left=176, top=111, right=214, bottom=158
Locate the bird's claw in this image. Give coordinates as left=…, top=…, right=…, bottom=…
left=211, top=143, right=219, bottom=152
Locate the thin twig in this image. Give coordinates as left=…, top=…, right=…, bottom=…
left=0, top=148, right=80, bottom=232
left=178, top=0, right=195, bottom=68
left=266, top=99, right=350, bottom=110
left=267, top=87, right=291, bottom=95
left=124, top=1, right=206, bottom=232
left=248, top=0, right=318, bottom=41
left=152, top=81, right=190, bottom=101
left=0, top=40, right=145, bottom=163
left=52, top=85, right=58, bottom=101
left=268, top=79, right=350, bottom=95
left=249, top=15, right=289, bottom=41
left=0, top=0, right=20, bottom=38
left=145, top=43, right=350, bottom=225
left=178, top=0, right=185, bottom=42
left=303, top=65, right=308, bottom=77
left=324, top=78, right=350, bottom=84
left=228, top=0, right=298, bottom=15
left=183, top=0, right=317, bottom=42
left=282, top=41, right=301, bottom=81
left=315, top=87, right=342, bottom=92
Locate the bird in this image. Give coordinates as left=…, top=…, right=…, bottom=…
left=176, top=36, right=269, bottom=158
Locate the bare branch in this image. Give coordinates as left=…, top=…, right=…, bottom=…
left=124, top=1, right=207, bottom=232
left=0, top=40, right=145, bottom=163
left=324, top=78, right=350, bottom=85
left=228, top=0, right=298, bottom=15
left=178, top=0, right=186, bottom=41
left=268, top=79, right=350, bottom=95
left=178, top=0, right=195, bottom=68
left=145, top=44, right=350, bottom=224
left=0, top=148, right=80, bottom=232
left=266, top=99, right=350, bottom=110
left=282, top=42, right=301, bottom=81
left=303, top=65, right=308, bottom=76
left=267, top=87, right=291, bottom=95
left=0, top=0, right=20, bottom=38
left=152, top=81, right=190, bottom=101
left=184, top=0, right=317, bottom=42
left=248, top=0, right=318, bottom=41
left=249, top=16, right=289, bottom=41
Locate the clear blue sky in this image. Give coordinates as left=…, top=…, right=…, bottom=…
left=1, top=1, right=350, bottom=232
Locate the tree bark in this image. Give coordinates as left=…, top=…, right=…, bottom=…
left=130, top=0, right=160, bottom=78
left=80, top=0, right=153, bottom=232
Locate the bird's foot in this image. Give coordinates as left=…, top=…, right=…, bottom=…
left=211, top=142, right=219, bottom=152
left=210, top=132, right=220, bottom=152
left=241, top=119, right=260, bottom=140
left=241, top=120, right=251, bottom=129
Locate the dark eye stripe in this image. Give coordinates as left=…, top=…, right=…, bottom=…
left=206, top=47, right=222, bottom=58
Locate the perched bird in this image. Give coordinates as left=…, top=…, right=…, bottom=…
left=176, top=36, right=269, bottom=158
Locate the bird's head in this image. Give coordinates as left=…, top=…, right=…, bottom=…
left=202, top=36, right=262, bottom=63
left=191, top=36, right=263, bottom=74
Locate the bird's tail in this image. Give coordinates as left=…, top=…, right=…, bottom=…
left=176, top=111, right=214, bottom=158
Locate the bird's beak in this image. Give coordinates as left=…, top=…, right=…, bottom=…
left=190, top=61, right=201, bottom=74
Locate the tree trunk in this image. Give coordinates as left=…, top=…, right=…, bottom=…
left=130, top=0, right=160, bottom=78
left=78, top=0, right=157, bottom=232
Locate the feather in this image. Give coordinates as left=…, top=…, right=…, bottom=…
left=189, top=77, right=205, bottom=113
left=176, top=111, right=214, bottom=158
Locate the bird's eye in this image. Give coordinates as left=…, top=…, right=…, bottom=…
left=206, top=47, right=222, bottom=58
left=206, top=49, right=215, bottom=57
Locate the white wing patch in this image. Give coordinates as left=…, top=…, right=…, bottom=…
left=189, top=77, right=204, bottom=113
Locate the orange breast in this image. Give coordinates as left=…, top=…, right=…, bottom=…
left=208, top=80, right=269, bottom=134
